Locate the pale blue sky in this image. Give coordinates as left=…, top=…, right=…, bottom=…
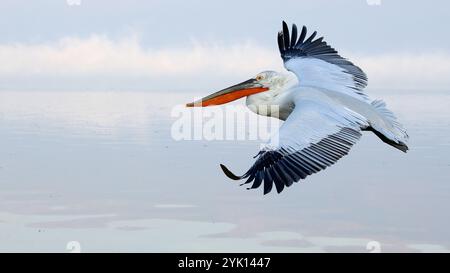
left=1, top=0, right=449, bottom=52
left=1, top=0, right=449, bottom=91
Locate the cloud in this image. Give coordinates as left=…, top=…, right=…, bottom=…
left=357, top=53, right=450, bottom=91
left=0, top=34, right=449, bottom=91
left=0, top=34, right=280, bottom=77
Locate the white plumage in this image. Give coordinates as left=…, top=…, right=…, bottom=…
left=187, top=21, right=408, bottom=194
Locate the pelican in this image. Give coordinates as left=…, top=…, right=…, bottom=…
left=186, top=21, right=408, bottom=194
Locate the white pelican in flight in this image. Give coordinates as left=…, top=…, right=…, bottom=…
left=186, top=21, right=408, bottom=194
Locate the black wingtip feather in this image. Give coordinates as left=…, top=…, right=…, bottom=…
left=297, top=26, right=307, bottom=46
left=278, top=22, right=368, bottom=91
left=305, top=31, right=317, bottom=43
left=282, top=21, right=290, bottom=50
left=399, top=143, right=409, bottom=153
left=220, top=164, right=242, bottom=180
left=277, top=31, right=284, bottom=52
left=263, top=171, right=273, bottom=195
left=228, top=128, right=362, bottom=195
left=291, top=24, right=298, bottom=48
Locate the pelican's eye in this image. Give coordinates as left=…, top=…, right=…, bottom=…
left=256, top=75, right=264, bottom=81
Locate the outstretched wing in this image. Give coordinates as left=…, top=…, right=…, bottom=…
left=278, top=21, right=368, bottom=100
left=220, top=98, right=369, bottom=194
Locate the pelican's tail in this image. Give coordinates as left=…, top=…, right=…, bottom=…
left=368, top=99, right=409, bottom=152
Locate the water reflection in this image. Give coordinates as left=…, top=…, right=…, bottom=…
left=0, top=91, right=449, bottom=252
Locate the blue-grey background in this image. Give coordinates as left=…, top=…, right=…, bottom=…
left=0, top=0, right=449, bottom=252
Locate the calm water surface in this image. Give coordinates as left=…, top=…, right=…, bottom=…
left=0, top=90, right=449, bottom=252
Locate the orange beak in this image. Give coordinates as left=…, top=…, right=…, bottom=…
left=186, top=78, right=269, bottom=107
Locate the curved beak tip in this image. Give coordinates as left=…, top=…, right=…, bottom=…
left=185, top=78, right=267, bottom=108
left=186, top=101, right=200, bottom=107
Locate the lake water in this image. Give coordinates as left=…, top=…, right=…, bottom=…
left=0, top=90, right=449, bottom=252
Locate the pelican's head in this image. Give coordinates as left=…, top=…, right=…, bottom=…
left=186, top=71, right=293, bottom=107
